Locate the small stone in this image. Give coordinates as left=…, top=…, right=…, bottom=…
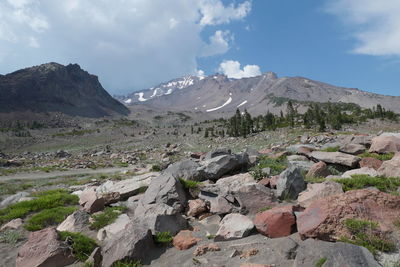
left=172, top=230, right=200, bottom=250
left=187, top=199, right=207, bottom=217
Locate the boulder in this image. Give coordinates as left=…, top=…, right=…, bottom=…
left=204, top=147, right=232, bottom=160
left=310, top=151, right=361, bottom=168
left=1, top=218, right=23, bottom=231
left=306, top=161, right=330, bottom=178
left=341, top=167, right=378, bottom=178
left=101, top=222, right=155, bottom=267
left=200, top=154, right=247, bottom=181
left=187, top=199, right=207, bottom=217
left=215, top=213, right=254, bottom=240
left=360, top=157, right=383, bottom=170
left=276, top=166, right=306, bottom=200
left=297, top=181, right=343, bottom=208
left=164, top=160, right=205, bottom=181
left=339, top=143, right=365, bottom=155
left=253, top=206, right=296, bottom=238
left=293, top=238, right=380, bottom=267
left=16, top=228, right=75, bottom=267
left=288, top=160, right=314, bottom=172
left=0, top=192, right=29, bottom=208
left=172, top=230, right=200, bottom=250
left=79, top=187, right=105, bottom=214
left=199, top=192, right=237, bottom=215
left=56, top=210, right=90, bottom=233
left=96, top=172, right=157, bottom=200
left=378, top=153, right=400, bottom=177
left=235, top=184, right=278, bottom=215
left=369, top=135, right=400, bottom=154
left=97, top=214, right=130, bottom=241
left=297, top=189, right=400, bottom=240
left=86, top=247, right=102, bottom=267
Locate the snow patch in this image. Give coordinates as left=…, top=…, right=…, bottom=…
left=206, top=97, right=232, bottom=112
left=237, top=100, right=247, bottom=108
left=135, top=92, right=147, bottom=102
left=124, top=98, right=132, bottom=104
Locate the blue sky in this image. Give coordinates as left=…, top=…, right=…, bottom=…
left=0, top=0, right=399, bottom=96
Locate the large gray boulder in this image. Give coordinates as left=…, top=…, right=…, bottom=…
left=200, top=154, right=248, bottom=181
left=293, top=238, right=380, bottom=267
left=339, top=143, right=366, bottom=155
left=101, top=222, right=155, bottom=267
left=163, top=159, right=205, bottom=181
left=234, top=183, right=278, bottom=215
left=310, top=151, right=361, bottom=168
left=276, top=166, right=306, bottom=200
left=0, top=192, right=29, bottom=208
left=204, top=147, right=232, bottom=160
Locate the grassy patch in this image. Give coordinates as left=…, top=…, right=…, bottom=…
left=315, top=257, right=327, bottom=267
left=179, top=178, right=201, bottom=189
left=258, top=206, right=272, bottom=212
left=0, top=229, right=22, bottom=245
left=321, top=146, right=340, bottom=152
left=0, top=189, right=78, bottom=224
left=24, top=206, right=76, bottom=231
left=359, top=152, right=394, bottom=161
left=154, top=231, right=173, bottom=244
left=206, top=234, right=216, bottom=240
left=151, top=164, right=161, bottom=172
left=334, top=175, right=400, bottom=193
left=250, top=167, right=267, bottom=181
left=305, top=176, right=326, bottom=184
left=90, top=206, right=126, bottom=230
left=0, top=181, right=34, bottom=195
left=340, top=218, right=396, bottom=256
left=59, top=231, right=97, bottom=262
left=52, top=129, right=95, bottom=137
left=113, top=260, right=143, bottom=267
left=252, top=155, right=288, bottom=177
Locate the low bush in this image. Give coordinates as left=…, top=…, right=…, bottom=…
left=24, top=206, right=76, bottom=231
left=59, top=231, right=97, bottom=262
left=179, top=178, right=201, bottom=189
left=154, top=231, right=173, bottom=244
left=251, top=155, right=288, bottom=179
left=90, top=206, right=126, bottom=230
left=334, top=175, right=400, bottom=193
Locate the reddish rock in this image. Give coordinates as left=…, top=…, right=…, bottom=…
left=187, top=199, right=207, bottom=217
left=16, top=228, right=75, bottom=267
left=369, top=135, right=400, bottom=154
left=306, top=161, right=330, bottom=178
left=298, top=181, right=343, bottom=208
left=253, top=206, right=296, bottom=238
left=269, top=176, right=279, bottom=189
left=297, top=189, right=400, bottom=241
left=297, top=146, right=314, bottom=157
left=359, top=157, right=383, bottom=170
left=378, top=153, right=400, bottom=177
left=193, top=243, right=221, bottom=256
left=172, top=230, right=200, bottom=250
left=257, top=178, right=270, bottom=187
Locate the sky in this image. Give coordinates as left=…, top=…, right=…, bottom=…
left=0, top=0, right=400, bottom=96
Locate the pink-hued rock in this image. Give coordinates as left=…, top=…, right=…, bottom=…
left=297, top=189, right=400, bottom=241
left=172, top=230, right=200, bottom=250
left=1, top=218, right=23, bottom=231
left=16, top=228, right=75, bottom=267
left=310, top=151, right=360, bottom=168
left=258, top=178, right=270, bottom=187
left=269, top=176, right=279, bottom=189
left=253, top=206, right=296, bottom=238
left=378, top=153, right=400, bottom=177
left=187, top=199, right=207, bottom=217
left=369, top=135, right=400, bottom=154
left=298, top=181, right=343, bottom=208
left=359, top=157, right=383, bottom=170
left=79, top=187, right=105, bottom=213
left=306, top=161, right=330, bottom=178
left=341, top=167, right=378, bottom=178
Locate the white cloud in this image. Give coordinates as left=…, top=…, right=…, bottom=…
left=0, top=0, right=251, bottom=93
left=326, top=0, right=400, bottom=56
left=218, top=60, right=261, bottom=79
left=200, top=30, right=233, bottom=57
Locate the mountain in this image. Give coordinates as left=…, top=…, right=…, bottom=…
left=0, top=63, right=129, bottom=118
left=119, top=72, right=400, bottom=116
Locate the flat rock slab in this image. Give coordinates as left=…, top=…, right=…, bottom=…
left=310, top=151, right=361, bottom=167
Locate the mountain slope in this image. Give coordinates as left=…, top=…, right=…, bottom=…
left=0, top=63, right=129, bottom=118
left=120, top=72, right=400, bottom=116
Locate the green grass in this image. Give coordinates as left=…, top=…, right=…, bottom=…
left=251, top=155, right=288, bottom=177
left=321, top=146, right=340, bottom=152
left=334, top=175, right=400, bottom=193
left=59, top=231, right=97, bottom=262
left=340, top=218, right=396, bottom=256
left=178, top=178, right=201, bottom=189
left=154, top=231, right=173, bottom=244
left=258, top=206, right=272, bottom=212
left=315, top=257, right=327, bottom=267
left=0, top=189, right=78, bottom=224
left=90, top=206, right=126, bottom=230
left=113, top=260, right=143, bottom=267
left=0, top=181, right=34, bottom=196
left=151, top=164, right=161, bottom=172
left=24, top=206, right=77, bottom=231
left=0, top=229, right=22, bottom=245
left=305, top=176, right=326, bottom=184
left=359, top=152, right=394, bottom=161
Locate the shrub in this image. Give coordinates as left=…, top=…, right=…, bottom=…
left=24, top=206, right=76, bottom=231
left=178, top=178, right=201, bottom=189
left=250, top=167, right=267, bottom=181
left=0, top=229, right=22, bottom=244
left=90, top=206, right=126, bottom=230
left=0, top=190, right=78, bottom=224
left=334, top=175, right=400, bottom=193
left=59, top=231, right=97, bottom=262
left=340, top=218, right=396, bottom=255
left=154, top=231, right=173, bottom=244
left=151, top=164, right=161, bottom=172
